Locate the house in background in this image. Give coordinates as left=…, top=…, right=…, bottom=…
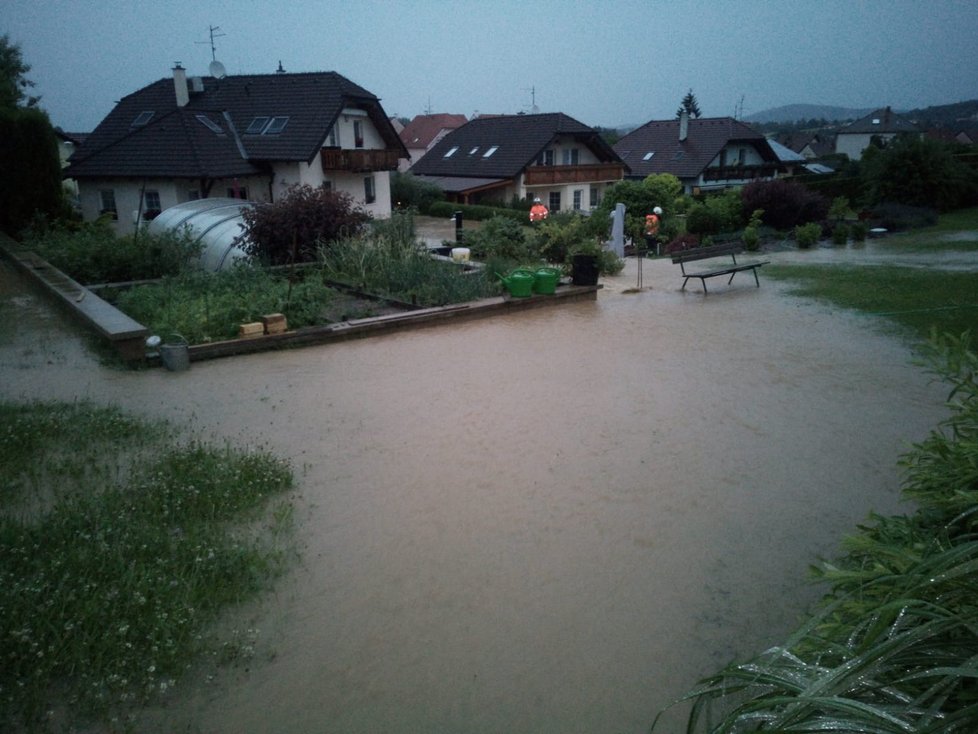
left=55, top=129, right=88, bottom=206
left=409, top=112, right=627, bottom=212
left=834, top=106, right=919, bottom=159
left=614, top=113, right=780, bottom=194
left=66, top=65, right=407, bottom=234
left=397, top=113, right=467, bottom=171
left=777, top=131, right=835, bottom=160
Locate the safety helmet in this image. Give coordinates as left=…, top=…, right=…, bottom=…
left=653, top=206, right=663, bottom=215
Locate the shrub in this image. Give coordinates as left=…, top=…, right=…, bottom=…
left=463, top=215, right=537, bottom=262
left=870, top=202, right=939, bottom=231
left=685, top=189, right=743, bottom=237
left=860, top=135, right=978, bottom=212
left=237, top=184, right=370, bottom=266
left=742, top=209, right=764, bottom=251
left=390, top=171, right=445, bottom=212
left=831, top=223, right=849, bottom=245
left=741, top=179, right=830, bottom=230
left=530, top=213, right=592, bottom=264
left=21, top=219, right=202, bottom=283
left=426, top=201, right=526, bottom=224
left=794, top=222, right=821, bottom=248
left=850, top=221, right=867, bottom=242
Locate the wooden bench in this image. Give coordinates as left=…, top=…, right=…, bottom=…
left=671, top=243, right=770, bottom=294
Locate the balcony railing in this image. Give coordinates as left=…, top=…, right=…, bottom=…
left=701, top=165, right=779, bottom=182
left=320, top=147, right=401, bottom=173
left=523, top=163, right=626, bottom=186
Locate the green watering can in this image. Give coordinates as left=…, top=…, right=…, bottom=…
left=498, top=268, right=535, bottom=297
left=533, top=267, right=561, bottom=295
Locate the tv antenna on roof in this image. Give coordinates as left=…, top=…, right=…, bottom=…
left=197, top=25, right=227, bottom=78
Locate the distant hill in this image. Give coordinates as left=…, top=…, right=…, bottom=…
left=744, top=104, right=874, bottom=124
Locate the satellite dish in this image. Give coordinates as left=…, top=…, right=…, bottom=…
left=209, top=60, right=227, bottom=79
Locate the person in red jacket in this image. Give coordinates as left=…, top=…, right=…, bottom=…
left=529, top=198, right=549, bottom=222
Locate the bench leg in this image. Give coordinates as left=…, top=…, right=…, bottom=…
left=701, top=277, right=708, bottom=294
left=753, top=267, right=760, bottom=287
left=727, top=271, right=736, bottom=285
left=682, top=276, right=689, bottom=291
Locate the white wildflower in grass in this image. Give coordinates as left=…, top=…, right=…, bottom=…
left=0, top=400, right=295, bottom=731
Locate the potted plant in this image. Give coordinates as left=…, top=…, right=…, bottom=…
left=568, top=238, right=603, bottom=286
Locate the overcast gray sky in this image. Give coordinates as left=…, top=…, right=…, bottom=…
left=6, top=0, right=978, bottom=133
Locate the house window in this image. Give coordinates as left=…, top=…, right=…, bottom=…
left=326, top=126, right=338, bottom=147
left=354, top=121, right=364, bottom=148
left=443, top=146, right=458, bottom=158
left=643, top=151, right=655, bottom=161
left=364, top=176, right=376, bottom=204
left=482, top=145, right=499, bottom=157
left=131, top=111, right=154, bottom=127
left=468, top=146, right=479, bottom=155
left=590, top=187, right=600, bottom=208
left=142, top=190, right=161, bottom=219
left=562, top=148, right=579, bottom=165
left=99, top=190, right=117, bottom=220
left=738, top=147, right=746, bottom=165
left=537, top=149, right=554, bottom=166
left=246, top=117, right=269, bottom=134
left=548, top=191, right=561, bottom=212
left=573, top=190, right=583, bottom=211
left=227, top=186, right=249, bottom=200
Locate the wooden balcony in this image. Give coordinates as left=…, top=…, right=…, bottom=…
left=523, top=163, right=626, bottom=186
left=702, top=164, right=779, bottom=182
left=320, top=148, right=401, bottom=173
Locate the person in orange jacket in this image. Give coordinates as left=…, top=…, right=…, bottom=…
left=529, top=198, right=549, bottom=223
left=644, top=206, right=662, bottom=253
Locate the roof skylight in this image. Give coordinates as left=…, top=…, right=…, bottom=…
left=482, top=145, right=499, bottom=157
left=444, top=146, right=459, bottom=158
left=263, top=116, right=289, bottom=134
left=195, top=114, right=224, bottom=135
left=246, top=116, right=270, bottom=134
left=131, top=111, right=154, bottom=127
left=643, top=152, right=655, bottom=160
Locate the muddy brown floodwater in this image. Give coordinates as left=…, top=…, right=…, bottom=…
left=0, top=245, right=951, bottom=733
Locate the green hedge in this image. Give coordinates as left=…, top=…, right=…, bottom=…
left=427, top=201, right=527, bottom=224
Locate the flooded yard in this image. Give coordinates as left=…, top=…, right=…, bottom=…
left=0, top=250, right=950, bottom=733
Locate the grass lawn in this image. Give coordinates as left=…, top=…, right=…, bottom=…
left=765, top=264, right=978, bottom=346
left=0, top=401, right=295, bottom=732
left=765, top=207, right=978, bottom=348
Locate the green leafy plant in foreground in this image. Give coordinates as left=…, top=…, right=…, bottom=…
left=0, top=401, right=294, bottom=731
left=654, top=332, right=978, bottom=733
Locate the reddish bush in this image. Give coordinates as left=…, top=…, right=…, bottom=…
left=237, top=184, right=371, bottom=265
left=741, top=179, right=829, bottom=231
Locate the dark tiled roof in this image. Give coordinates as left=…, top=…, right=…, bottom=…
left=67, top=71, right=407, bottom=179
left=400, top=113, right=468, bottom=148
left=613, top=116, right=775, bottom=179
left=409, top=112, right=622, bottom=178
left=838, top=106, right=918, bottom=135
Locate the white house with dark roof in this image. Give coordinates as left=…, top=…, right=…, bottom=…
left=66, top=65, right=408, bottom=234
left=834, top=106, right=920, bottom=160
left=408, top=113, right=627, bottom=212
left=614, top=113, right=781, bottom=194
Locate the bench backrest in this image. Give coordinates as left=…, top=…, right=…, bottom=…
left=671, top=242, right=742, bottom=265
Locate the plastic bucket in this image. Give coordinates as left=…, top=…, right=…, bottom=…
left=533, top=267, right=561, bottom=295
left=160, top=334, right=190, bottom=372
left=570, top=254, right=600, bottom=286
left=451, top=247, right=470, bottom=263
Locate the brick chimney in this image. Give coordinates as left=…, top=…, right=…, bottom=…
left=173, top=63, right=189, bottom=107
left=679, top=109, right=689, bottom=142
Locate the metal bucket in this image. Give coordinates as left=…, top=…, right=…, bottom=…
left=160, top=334, right=190, bottom=372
